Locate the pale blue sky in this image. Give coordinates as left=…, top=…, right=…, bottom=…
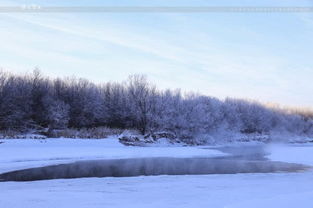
left=0, top=0, right=313, bottom=108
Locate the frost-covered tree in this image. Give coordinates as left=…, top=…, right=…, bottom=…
left=0, top=73, right=32, bottom=130
left=126, top=74, right=157, bottom=134
left=0, top=69, right=313, bottom=141
left=57, top=78, right=102, bottom=128
left=100, top=82, right=128, bottom=128
left=29, top=69, right=51, bottom=128
left=45, top=98, right=70, bottom=129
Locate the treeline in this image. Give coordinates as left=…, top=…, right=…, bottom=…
left=0, top=70, right=312, bottom=141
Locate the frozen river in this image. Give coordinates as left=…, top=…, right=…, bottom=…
left=0, top=145, right=308, bottom=181
left=0, top=139, right=313, bottom=208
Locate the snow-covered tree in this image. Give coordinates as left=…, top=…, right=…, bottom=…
left=0, top=69, right=313, bottom=142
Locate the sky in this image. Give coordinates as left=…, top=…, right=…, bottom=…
left=0, top=0, right=313, bottom=108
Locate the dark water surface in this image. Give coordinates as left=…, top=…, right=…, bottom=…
left=0, top=145, right=309, bottom=182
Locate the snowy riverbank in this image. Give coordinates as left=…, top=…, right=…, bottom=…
left=1, top=138, right=313, bottom=208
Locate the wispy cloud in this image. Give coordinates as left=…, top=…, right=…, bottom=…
left=1, top=0, right=313, bottom=107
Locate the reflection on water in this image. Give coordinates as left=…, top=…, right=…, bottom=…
left=0, top=154, right=308, bottom=182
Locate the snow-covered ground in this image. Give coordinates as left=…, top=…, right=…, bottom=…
left=267, top=143, right=313, bottom=166
left=1, top=138, right=313, bottom=208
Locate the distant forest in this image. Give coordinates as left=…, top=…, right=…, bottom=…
left=0, top=69, right=312, bottom=140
